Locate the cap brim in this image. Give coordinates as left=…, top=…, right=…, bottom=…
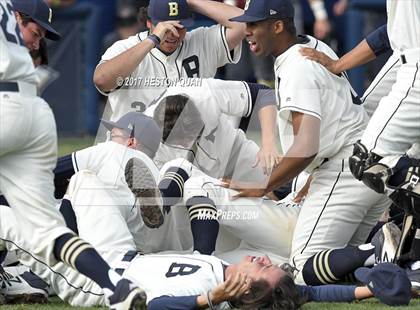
left=179, top=18, right=194, bottom=27
left=33, top=18, right=61, bottom=41
left=229, top=14, right=267, bottom=23
left=152, top=17, right=194, bottom=28
left=354, top=267, right=371, bottom=284
left=101, top=119, right=124, bottom=132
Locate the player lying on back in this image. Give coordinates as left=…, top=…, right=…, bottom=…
left=0, top=156, right=410, bottom=309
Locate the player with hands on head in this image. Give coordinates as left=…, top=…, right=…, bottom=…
left=94, top=0, right=246, bottom=121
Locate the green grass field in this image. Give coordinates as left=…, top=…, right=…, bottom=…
left=10, top=137, right=411, bottom=309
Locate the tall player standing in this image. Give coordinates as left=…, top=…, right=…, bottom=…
left=229, top=0, right=390, bottom=285
left=94, top=0, right=246, bottom=121
left=0, top=0, right=146, bottom=308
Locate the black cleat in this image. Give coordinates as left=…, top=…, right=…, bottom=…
left=109, top=279, right=146, bottom=310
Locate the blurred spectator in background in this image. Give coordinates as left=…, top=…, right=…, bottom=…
left=46, top=0, right=75, bottom=8
left=102, top=0, right=149, bottom=54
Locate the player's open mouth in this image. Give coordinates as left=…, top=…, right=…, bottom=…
left=248, top=40, right=258, bottom=53
left=165, top=39, right=178, bottom=44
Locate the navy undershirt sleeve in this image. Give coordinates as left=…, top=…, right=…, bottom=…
left=148, top=295, right=199, bottom=310
left=366, top=24, right=391, bottom=56
left=298, top=284, right=357, bottom=302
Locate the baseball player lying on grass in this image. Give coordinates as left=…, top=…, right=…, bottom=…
left=299, top=5, right=420, bottom=291
left=0, top=156, right=411, bottom=309
left=94, top=0, right=245, bottom=121
left=156, top=158, right=402, bottom=287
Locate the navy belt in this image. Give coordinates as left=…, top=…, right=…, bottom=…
left=115, top=250, right=139, bottom=275
left=0, top=82, right=19, bottom=92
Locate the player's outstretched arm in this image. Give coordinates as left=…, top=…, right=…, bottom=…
left=187, top=0, right=245, bottom=50
left=254, top=105, right=282, bottom=175
left=300, top=39, right=375, bottom=74
left=300, top=24, right=390, bottom=74
left=233, top=112, right=320, bottom=198
left=94, top=21, right=184, bottom=92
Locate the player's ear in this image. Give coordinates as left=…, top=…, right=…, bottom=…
left=146, top=19, right=153, bottom=30
left=273, top=20, right=284, bottom=34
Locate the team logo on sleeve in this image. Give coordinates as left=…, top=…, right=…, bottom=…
left=244, top=0, right=251, bottom=10
left=168, top=2, right=179, bottom=16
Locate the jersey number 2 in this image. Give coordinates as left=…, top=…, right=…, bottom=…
left=165, top=263, right=201, bottom=278
left=0, top=2, right=24, bottom=46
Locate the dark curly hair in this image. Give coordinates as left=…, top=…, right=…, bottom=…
left=233, top=265, right=306, bottom=310
left=153, top=94, right=204, bottom=145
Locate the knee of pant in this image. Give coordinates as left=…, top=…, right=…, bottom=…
left=183, top=177, right=210, bottom=202
left=159, top=158, right=193, bottom=180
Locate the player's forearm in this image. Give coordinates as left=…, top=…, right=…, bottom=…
left=187, top=0, right=245, bottom=49
left=334, top=39, right=376, bottom=73
left=258, top=105, right=278, bottom=149
left=93, top=40, right=155, bottom=92
left=266, top=155, right=315, bottom=193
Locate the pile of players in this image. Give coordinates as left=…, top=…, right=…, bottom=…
left=0, top=0, right=418, bottom=309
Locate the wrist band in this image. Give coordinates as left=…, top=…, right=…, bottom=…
left=206, top=291, right=216, bottom=310
left=147, top=34, right=161, bottom=47
left=310, top=1, right=328, bottom=20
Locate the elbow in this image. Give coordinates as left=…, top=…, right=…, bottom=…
left=93, top=69, right=111, bottom=92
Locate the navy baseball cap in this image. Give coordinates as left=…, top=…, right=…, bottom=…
left=230, top=0, right=294, bottom=23
left=355, top=263, right=411, bottom=306
left=102, top=112, right=162, bottom=156
left=12, top=0, right=61, bottom=41
left=148, top=0, right=193, bottom=27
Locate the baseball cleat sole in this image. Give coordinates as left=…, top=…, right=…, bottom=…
left=125, top=158, right=164, bottom=228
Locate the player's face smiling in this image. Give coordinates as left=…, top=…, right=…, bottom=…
left=245, top=20, right=277, bottom=57
left=18, top=20, right=46, bottom=52
left=156, top=25, right=187, bottom=54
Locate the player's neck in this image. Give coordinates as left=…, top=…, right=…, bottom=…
left=272, top=35, right=298, bottom=57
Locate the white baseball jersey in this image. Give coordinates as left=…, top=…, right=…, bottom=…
left=124, top=254, right=229, bottom=308
left=148, top=79, right=274, bottom=183
left=0, top=0, right=36, bottom=83
left=387, top=0, right=420, bottom=52
left=98, top=25, right=241, bottom=121
left=275, top=35, right=367, bottom=172
left=71, top=141, right=194, bottom=254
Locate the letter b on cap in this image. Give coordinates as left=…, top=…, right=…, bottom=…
left=168, top=2, right=179, bottom=16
